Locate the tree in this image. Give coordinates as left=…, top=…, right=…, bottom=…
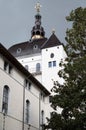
left=46, top=7, right=86, bottom=130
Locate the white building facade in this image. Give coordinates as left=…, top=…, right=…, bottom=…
left=7, top=2, right=67, bottom=129
left=8, top=3, right=66, bottom=92
left=0, top=44, right=50, bottom=130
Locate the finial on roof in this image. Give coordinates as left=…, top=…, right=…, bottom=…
left=52, top=28, right=55, bottom=34
left=35, top=2, right=42, bottom=13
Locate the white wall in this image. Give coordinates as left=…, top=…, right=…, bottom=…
left=18, top=54, right=42, bottom=83
left=0, top=54, right=50, bottom=130
left=42, top=45, right=66, bottom=91
left=18, top=54, right=41, bottom=73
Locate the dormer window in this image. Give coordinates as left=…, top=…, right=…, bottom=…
left=33, top=45, right=38, bottom=49
left=17, top=48, right=21, bottom=54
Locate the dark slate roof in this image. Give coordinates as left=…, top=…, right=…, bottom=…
left=41, top=33, right=62, bottom=49
left=8, top=38, right=47, bottom=57
left=0, top=43, right=50, bottom=95
left=8, top=33, right=63, bottom=57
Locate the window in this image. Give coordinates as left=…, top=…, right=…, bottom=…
left=50, top=53, right=54, bottom=58
left=25, top=79, right=31, bottom=90
left=4, top=61, right=13, bottom=74
left=9, top=65, right=12, bottom=74
left=48, top=62, right=52, bottom=67
left=36, top=63, right=40, bottom=72
left=40, top=92, right=45, bottom=102
left=41, top=110, right=44, bottom=125
left=25, top=65, right=28, bottom=70
left=26, top=100, right=30, bottom=124
left=33, top=45, right=38, bottom=49
left=48, top=61, right=56, bottom=68
left=4, top=61, right=8, bottom=71
left=2, top=85, right=9, bottom=114
left=53, top=61, right=56, bottom=67
left=17, top=48, right=21, bottom=54
left=49, top=96, right=52, bottom=103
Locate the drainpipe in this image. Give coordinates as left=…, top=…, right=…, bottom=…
left=39, top=93, right=41, bottom=130
left=3, top=113, right=6, bottom=130
left=22, top=85, right=25, bottom=130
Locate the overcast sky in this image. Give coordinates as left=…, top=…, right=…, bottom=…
left=0, top=0, right=86, bottom=49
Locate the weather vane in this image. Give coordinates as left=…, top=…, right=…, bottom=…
left=35, top=2, right=42, bottom=13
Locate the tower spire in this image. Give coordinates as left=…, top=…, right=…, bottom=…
left=31, top=2, right=45, bottom=40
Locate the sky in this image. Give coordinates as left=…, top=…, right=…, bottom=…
left=0, top=0, right=86, bottom=49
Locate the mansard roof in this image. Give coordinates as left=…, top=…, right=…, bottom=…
left=0, top=43, right=50, bottom=95
left=41, top=33, right=62, bottom=49
left=8, top=38, right=47, bottom=57
left=8, top=33, right=63, bottom=57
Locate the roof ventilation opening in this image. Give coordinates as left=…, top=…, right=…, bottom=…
left=17, top=48, right=21, bottom=54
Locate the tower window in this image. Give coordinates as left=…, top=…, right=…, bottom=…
left=48, top=61, right=56, bottom=68
left=36, top=31, right=40, bottom=35
left=41, top=32, right=44, bottom=37
left=32, top=32, right=35, bottom=36
left=48, top=62, right=52, bottom=67
left=53, top=61, right=56, bottom=67
left=36, top=63, right=41, bottom=72
left=26, top=100, right=30, bottom=124
left=2, top=85, right=9, bottom=114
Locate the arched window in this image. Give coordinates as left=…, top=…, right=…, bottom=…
left=26, top=100, right=30, bottom=124
left=36, top=63, right=40, bottom=72
left=2, top=85, right=9, bottom=114
left=41, top=110, right=44, bottom=125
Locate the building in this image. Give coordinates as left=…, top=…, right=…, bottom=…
left=0, top=43, right=50, bottom=130
left=0, top=2, right=67, bottom=130
left=9, top=2, right=66, bottom=92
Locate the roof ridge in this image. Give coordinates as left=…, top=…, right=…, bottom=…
left=41, top=33, right=62, bottom=49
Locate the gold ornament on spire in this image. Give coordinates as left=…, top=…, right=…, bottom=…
left=35, top=2, right=42, bottom=13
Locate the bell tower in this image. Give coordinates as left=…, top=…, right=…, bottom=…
left=31, top=2, right=45, bottom=40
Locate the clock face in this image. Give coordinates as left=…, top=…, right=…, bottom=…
left=36, top=21, right=40, bottom=25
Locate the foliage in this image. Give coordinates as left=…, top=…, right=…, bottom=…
left=46, top=7, right=86, bottom=130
